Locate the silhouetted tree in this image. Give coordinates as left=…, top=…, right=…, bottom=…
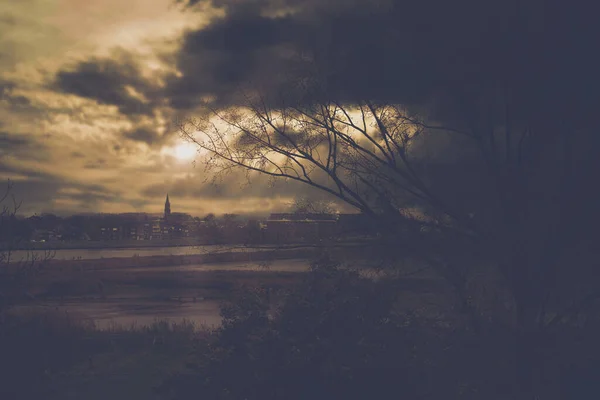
left=0, top=181, right=54, bottom=316
left=200, top=213, right=222, bottom=244
left=202, top=213, right=216, bottom=223
left=176, top=2, right=600, bottom=397
left=290, top=196, right=337, bottom=214
left=178, top=64, right=600, bottom=400
left=221, top=213, right=238, bottom=226
left=244, top=219, right=263, bottom=245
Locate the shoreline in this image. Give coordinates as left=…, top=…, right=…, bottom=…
left=6, top=240, right=365, bottom=251
left=43, top=247, right=320, bottom=269
left=7, top=239, right=234, bottom=251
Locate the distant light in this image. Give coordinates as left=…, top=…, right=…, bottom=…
left=173, top=143, right=196, bottom=160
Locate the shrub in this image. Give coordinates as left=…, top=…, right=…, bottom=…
left=0, top=309, right=97, bottom=399
left=159, top=259, right=492, bottom=400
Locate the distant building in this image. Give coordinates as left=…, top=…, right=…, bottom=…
left=149, top=217, right=160, bottom=240
left=164, top=194, right=171, bottom=220
left=93, top=195, right=195, bottom=241
left=158, top=195, right=193, bottom=240
left=100, top=226, right=122, bottom=241
left=31, top=229, right=58, bottom=242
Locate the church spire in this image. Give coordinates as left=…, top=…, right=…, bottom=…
left=164, top=193, right=171, bottom=219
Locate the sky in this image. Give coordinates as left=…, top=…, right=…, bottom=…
left=0, top=0, right=596, bottom=217
left=0, top=0, right=314, bottom=217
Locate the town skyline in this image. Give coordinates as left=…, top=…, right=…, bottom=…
left=0, top=0, right=330, bottom=217
left=13, top=192, right=341, bottom=219
left=3, top=191, right=364, bottom=246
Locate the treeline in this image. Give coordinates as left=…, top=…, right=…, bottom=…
left=0, top=213, right=265, bottom=245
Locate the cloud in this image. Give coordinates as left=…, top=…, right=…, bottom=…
left=0, top=156, right=124, bottom=215
left=0, top=0, right=224, bottom=216
left=83, top=158, right=107, bottom=170
left=53, top=56, right=160, bottom=116
left=70, top=151, right=85, bottom=158
left=176, top=0, right=309, bottom=15
left=169, top=0, right=599, bottom=130
left=2, top=0, right=598, bottom=218
left=0, top=131, right=47, bottom=160
left=123, top=127, right=164, bottom=145
left=140, top=167, right=342, bottom=210
left=0, top=131, right=29, bottom=148
left=165, top=1, right=444, bottom=111
left=165, top=12, right=303, bottom=109
left=0, top=0, right=62, bottom=70
left=190, top=13, right=294, bottom=52
left=0, top=79, right=33, bottom=111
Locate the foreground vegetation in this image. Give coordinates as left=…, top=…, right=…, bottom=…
left=0, top=310, right=206, bottom=400
left=2, top=258, right=599, bottom=399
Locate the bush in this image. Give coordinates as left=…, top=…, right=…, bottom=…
left=0, top=309, right=98, bottom=399
left=0, top=307, right=208, bottom=400
left=159, top=259, right=500, bottom=400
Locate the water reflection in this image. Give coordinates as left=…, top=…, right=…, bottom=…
left=9, top=245, right=256, bottom=261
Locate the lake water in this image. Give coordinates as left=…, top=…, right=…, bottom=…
left=9, top=245, right=253, bottom=261
left=15, top=259, right=401, bottom=330
left=8, top=247, right=403, bottom=330
left=17, top=259, right=313, bottom=330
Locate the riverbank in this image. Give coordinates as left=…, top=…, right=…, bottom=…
left=8, top=241, right=379, bottom=264
left=6, top=238, right=372, bottom=251
left=8, top=238, right=233, bottom=250
left=40, top=246, right=319, bottom=268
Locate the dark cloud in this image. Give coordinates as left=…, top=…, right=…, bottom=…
left=168, top=0, right=599, bottom=131
left=166, top=12, right=303, bottom=109
left=0, top=131, right=29, bottom=148
left=52, top=53, right=178, bottom=148
left=0, top=132, right=46, bottom=160
left=176, top=0, right=312, bottom=15
left=123, top=127, right=163, bottom=146
left=0, top=79, right=32, bottom=109
left=191, top=14, right=294, bottom=52
left=168, top=1, right=462, bottom=108
left=53, top=56, right=160, bottom=116
left=0, top=80, right=15, bottom=94
left=8, top=95, right=30, bottom=107
left=0, top=159, right=122, bottom=216
left=63, top=189, right=118, bottom=205
left=0, top=161, right=107, bottom=194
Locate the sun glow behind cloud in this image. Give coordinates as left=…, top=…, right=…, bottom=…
left=166, top=142, right=198, bottom=161
left=174, top=142, right=197, bottom=160
left=0, top=0, right=358, bottom=216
